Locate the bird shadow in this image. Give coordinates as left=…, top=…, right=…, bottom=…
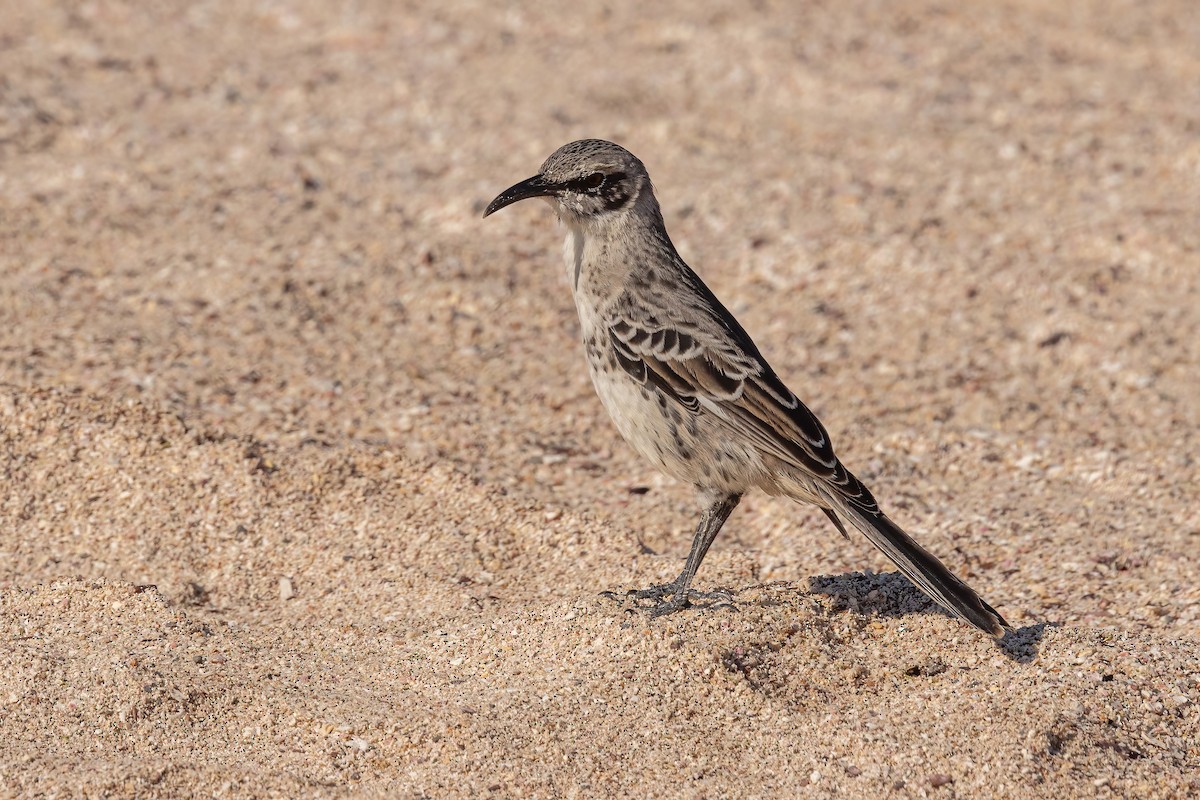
left=807, top=571, right=1046, bottom=662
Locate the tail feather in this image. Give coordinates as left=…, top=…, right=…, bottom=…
left=834, top=504, right=1009, bottom=637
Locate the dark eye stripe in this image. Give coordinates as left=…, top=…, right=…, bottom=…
left=564, top=171, right=627, bottom=193
left=602, top=175, right=631, bottom=210
left=564, top=173, right=601, bottom=192
left=604, top=171, right=627, bottom=188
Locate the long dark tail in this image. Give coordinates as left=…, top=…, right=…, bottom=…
left=835, top=504, right=1009, bottom=637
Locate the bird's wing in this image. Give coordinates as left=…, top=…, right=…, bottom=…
left=607, top=295, right=879, bottom=513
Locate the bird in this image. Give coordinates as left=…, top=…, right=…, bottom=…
left=483, top=139, right=1008, bottom=637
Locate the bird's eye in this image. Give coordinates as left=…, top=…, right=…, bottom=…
left=582, top=172, right=605, bottom=190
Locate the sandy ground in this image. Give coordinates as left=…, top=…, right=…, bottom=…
left=2, top=1, right=1198, bottom=797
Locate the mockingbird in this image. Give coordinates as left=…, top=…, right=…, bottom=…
left=484, top=139, right=1008, bottom=637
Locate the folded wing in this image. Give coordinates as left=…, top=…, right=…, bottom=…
left=607, top=296, right=877, bottom=513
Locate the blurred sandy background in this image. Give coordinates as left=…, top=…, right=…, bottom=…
left=1, top=1, right=1198, bottom=797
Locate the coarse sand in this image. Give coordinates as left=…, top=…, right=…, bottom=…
left=1, top=1, right=1198, bottom=797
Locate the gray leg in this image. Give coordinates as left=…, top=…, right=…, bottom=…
left=632, top=493, right=742, bottom=616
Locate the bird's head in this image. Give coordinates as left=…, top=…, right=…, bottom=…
left=483, top=139, right=651, bottom=225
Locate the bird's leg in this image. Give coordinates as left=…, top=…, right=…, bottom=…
left=631, top=492, right=742, bottom=616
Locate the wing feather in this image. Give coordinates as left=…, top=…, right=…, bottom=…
left=607, top=296, right=873, bottom=508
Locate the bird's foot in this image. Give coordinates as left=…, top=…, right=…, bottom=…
left=646, top=592, right=690, bottom=618
left=627, top=583, right=736, bottom=617
left=629, top=580, right=682, bottom=603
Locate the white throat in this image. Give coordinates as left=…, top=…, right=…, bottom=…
left=562, top=222, right=587, bottom=292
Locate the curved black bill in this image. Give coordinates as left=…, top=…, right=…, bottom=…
left=482, top=175, right=556, bottom=218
